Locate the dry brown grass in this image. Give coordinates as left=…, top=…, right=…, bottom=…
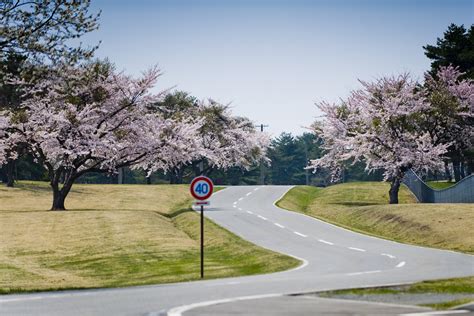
left=278, top=182, right=474, bottom=253
left=0, top=182, right=298, bottom=293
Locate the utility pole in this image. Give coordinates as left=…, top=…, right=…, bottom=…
left=255, top=124, right=269, bottom=185
left=304, top=142, right=309, bottom=185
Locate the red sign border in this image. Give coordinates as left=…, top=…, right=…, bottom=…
left=190, top=176, right=214, bottom=201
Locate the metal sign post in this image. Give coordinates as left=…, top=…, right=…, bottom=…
left=190, top=177, right=214, bottom=279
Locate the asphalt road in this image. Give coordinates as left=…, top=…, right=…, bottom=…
left=1, top=186, right=473, bottom=316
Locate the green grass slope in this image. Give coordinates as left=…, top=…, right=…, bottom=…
left=277, top=182, right=474, bottom=253
left=0, top=181, right=299, bottom=294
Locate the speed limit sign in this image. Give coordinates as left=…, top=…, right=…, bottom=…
left=190, top=176, right=214, bottom=279
left=190, top=176, right=214, bottom=201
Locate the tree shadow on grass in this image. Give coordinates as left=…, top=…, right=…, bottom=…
left=329, top=202, right=383, bottom=207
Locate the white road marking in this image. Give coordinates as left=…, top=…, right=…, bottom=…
left=294, top=232, right=307, bottom=237
left=348, top=247, right=366, bottom=252
left=318, top=239, right=334, bottom=245
left=257, top=215, right=268, bottom=220
left=232, top=205, right=237, bottom=208
left=381, top=253, right=396, bottom=259
left=246, top=210, right=253, bottom=214
left=346, top=270, right=381, bottom=276
left=396, top=261, right=406, bottom=268
left=274, top=223, right=285, bottom=228
left=246, top=192, right=252, bottom=196
left=238, top=208, right=242, bottom=211
left=400, top=310, right=469, bottom=315
left=233, top=202, right=237, bottom=205
left=226, top=281, right=241, bottom=285
left=254, top=188, right=259, bottom=191
left=167, top=294, right=282, bottom=316
left=238, top=197, right=243, bottom=201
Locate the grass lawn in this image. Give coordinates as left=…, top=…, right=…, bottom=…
left=0, top=181, right=299, bottom=294
left=277, top=182, right=474, bottom=254
left=319, top=276, right=474, bottom=310
left=427, top=181, right=456, bottom=190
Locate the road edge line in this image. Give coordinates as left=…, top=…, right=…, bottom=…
left=166, top=293, right=282, bottom=316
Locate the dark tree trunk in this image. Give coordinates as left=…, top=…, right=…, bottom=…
left=169, top=166, right=184, bottom=184
left=50, top=169, right=75, bottom=211
left=460, top=161, right=465, bottom=179
left=118, top=167, right=124, bottom=184
left=452, top=159, right=461, bottom=182
left=444, top=161, right=452, bottom=182
left=0, top=166, right=6, bottom=184
left=51, top=187, right=67, bottom=210
left=5, top=159, right=15, bottom=187
left=146, top=175, right=151, bottom=185
left=389, top=177, right=401, bottom=204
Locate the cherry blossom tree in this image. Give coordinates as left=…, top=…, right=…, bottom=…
left=0, top=62, right=203, bottom=210
left=196, top=101, right=270, bottom=173
left=423, top=65, right=474, bottom=180
left=309, top=74, right=449, bottom=204
left=151, top=92, right=270, bottom=183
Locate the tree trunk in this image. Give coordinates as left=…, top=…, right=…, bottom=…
left=146, top=175, right=151, bottom=185
left=444, top=161, right=452, bottom=182
left=452, top=159, right=461, bottom=182
left=169, top=166, right=184, bottom=184
left=460, top=161, right=465, bottom=179
left=51, top=187, right=67, bottom=210
left=389, top=177, right=401, bottom=204
left=5, top=159, right=15, bottom=187
left=50, top=170, right=75, bottom=211
left=118, top=168, right=124, bottom=184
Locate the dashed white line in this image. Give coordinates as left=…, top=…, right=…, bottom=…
left=232, top=205, right=237, bottom=208
left=246, top=192, right=252, bottom=196
left=238, top=208, right=242, bottom=211
left=293, top=232, right=307, bottom=237
left=346, top=270, right=381, bottom=276
left=318, top=239, right=334, bottom=245
left=253, top=188, right=259, bottom=191
left=257, top=215, right=268, bottom=221
left=274, top=223, right=285, bottom=228
left=348, top=247, right=366, bottom=252
left=396, top=261, right=406, bottom=268
left=246, top=210, right=253, bottom=214
left=381, top=253, right=396, bottom=259
left=238, top=197, right=243, bottom=201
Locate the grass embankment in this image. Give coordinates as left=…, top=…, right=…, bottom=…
left=427, top=181, right=455, bottom=190
left=278, top=182, right=474, bottom=310
left=0, top=181, right=299, bottom=294
left=319, top=276, right=474, bottom=310
left=277, top=182, right=474, bottom=253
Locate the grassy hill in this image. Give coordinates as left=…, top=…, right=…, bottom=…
left=277, top=182, right=474, bottom=254
left=0, top=181, right=299, bottom=294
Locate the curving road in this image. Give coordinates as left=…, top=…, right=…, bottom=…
left=1, top=186, right=473, bottom=315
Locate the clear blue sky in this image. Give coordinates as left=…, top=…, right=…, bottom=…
left=82, top=0, right=473, bottom=136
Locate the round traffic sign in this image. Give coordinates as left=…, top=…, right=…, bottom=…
left=190, top=176, right=214, bottom=201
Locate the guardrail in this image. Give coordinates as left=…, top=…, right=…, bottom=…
left=402, top=169, right=474, bottom=203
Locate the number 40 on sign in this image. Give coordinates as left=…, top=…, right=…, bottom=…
left=189, top=176, right=214, bottom=279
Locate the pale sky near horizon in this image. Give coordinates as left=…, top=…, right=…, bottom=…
left=82, top=0, right=473, bottom=137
